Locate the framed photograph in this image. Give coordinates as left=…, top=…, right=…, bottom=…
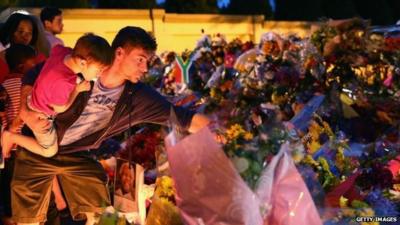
left=113, top=158, right=145, bottom=224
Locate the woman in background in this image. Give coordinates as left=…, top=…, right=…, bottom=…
left=0, top=12, right=49, bottom=83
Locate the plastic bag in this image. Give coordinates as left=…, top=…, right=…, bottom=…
left=165, top=127, right=322, bottom=225
left=166, top=127, right=262, bottom=225
left=256, top=142, right=322, bottom=225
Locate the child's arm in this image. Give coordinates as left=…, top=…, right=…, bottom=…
left=9, top=116, right=23, bottom=133
left=51, top=81, right=90, bottom=114
left=19, top=85, right=51, bottom=133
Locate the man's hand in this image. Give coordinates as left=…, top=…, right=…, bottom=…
left=188, top=113, right=210, bottom=134
left=207, top=119, right=227, bottom=144
left=76, top=80, right=91, bottom=93
left=188, top=114, right=227, bottom=144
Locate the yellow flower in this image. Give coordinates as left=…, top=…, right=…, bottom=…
left=210, top=88, right=217, bottom=98
left=322, top=121, right=334, bottom=136
left=342, top=208, right=356, bottom=217
left=366, top=65, right=374, bottom=74
left=361, top=222, right=379, bottom=225
left=303, top=155, right=319, bottom=167
left=327, top=64, right=335, bottom=73
left=271, top=92, right=288, bottom=105
left=244, top=132, right=254, bottom=141
left=161, top=176, right=173, bottom=187
left=353, top=67, right=364, bottom=77
left=367, top=75, right=375, bottom=85
left=361, top=208, right=375, bottom=217
left=226, top=124, right=247, bottom=140
left=156, top=176, right=175, bottom=198
left=360, top=208, right=378, bottom=225
left=339, top=196, right=349, bottom=208
left=308, top=141, right=321, bottom=154
left=309, top=121, right=323, bottom=140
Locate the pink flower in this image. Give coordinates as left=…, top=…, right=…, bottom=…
left=387, top=155, right=400, bottom=178
left=383, top=72, right=393, bottom=87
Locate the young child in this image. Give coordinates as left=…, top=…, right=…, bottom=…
left=1, top=33, right=113, bottom=158
left=1, top=44, right=37, bottom=132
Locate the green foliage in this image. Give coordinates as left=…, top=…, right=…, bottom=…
left=221, top=0, right=272, bottom=19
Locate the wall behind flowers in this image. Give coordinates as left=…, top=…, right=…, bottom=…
left=1, top=7, right=316, bottom=53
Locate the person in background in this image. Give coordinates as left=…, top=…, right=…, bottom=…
left=0, top=12, right=47, bottom=83
left=40, top=7, right=64, bottom=49
left=0, top=44, right=37, bottom=225
left=1, top=45, right=36, bottom=131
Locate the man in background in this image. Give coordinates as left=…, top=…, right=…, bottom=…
left=40, top=6, right=64, bottom=49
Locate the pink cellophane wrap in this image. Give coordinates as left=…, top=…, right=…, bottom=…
left=165, top=127, right=321, bottom=225
left=165, top=127, right=262, bottom=225
left=256, top=143, right=322, bottom=225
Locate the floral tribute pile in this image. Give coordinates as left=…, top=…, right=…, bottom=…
left=101, top=18, right=400, bottom=225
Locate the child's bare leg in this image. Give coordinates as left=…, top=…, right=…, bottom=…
left=1, top=131, right=57, bottom=158
left=52, top=177, right=67, bottom=211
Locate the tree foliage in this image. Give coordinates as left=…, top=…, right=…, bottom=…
left=275, top=0, right=324, bottom=21
left=353, top=0, right=395, bottom=25
left=16, top=0, right=91, bottom=8
left=387, top=0, right=400, bottom=22
left=97, top=0, right=157, bottom=9
left=0, top=0, right=399, bottom=25
left=0, top=0, right=18, bottom=10
left=164, top=0, right=218, bottom=14
left=221, top=0, right=272, bottom=19
left=273, top=0, right=399, bottom=25
left=321, top=0, right=358, bottom=20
